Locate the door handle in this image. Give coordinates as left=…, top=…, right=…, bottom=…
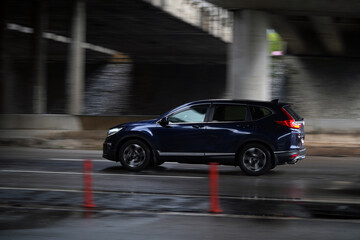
left=192, top=125, right=204, bottom=129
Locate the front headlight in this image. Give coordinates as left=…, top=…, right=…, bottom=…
left=107, top=127, right=123, bottom=137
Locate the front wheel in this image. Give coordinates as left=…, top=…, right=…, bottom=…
left=238, top=144, right=271, bottom=176
left=119, top=139, right=151, bottom=171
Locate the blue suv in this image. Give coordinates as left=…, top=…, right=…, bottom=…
left=103, top=99, right=306, bottom=176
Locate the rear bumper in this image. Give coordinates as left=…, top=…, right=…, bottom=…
left=274, top=148, right=306, bottom=165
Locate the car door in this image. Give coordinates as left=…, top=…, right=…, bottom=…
left=154, top=104, right=210, bottom=162
left=203, top=104, right=253, bottom=164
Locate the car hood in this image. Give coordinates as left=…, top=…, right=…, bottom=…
left=112, top=119, right=158, bottom=128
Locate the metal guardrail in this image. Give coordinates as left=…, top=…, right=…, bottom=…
left=144, top=0, right=233, bottom=42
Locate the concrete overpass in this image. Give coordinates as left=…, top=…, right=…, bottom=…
left=1, top=0, right=228, bottom=115
left=208, top=0, right=360, bottom=102
left=1, top=0, right=360, bottom=150
left=209, top=0, right=360, bottom=56
left=1, top=0, right=360, bottom=121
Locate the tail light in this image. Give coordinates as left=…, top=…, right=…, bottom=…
left=276, top=108, right=302, bottom=129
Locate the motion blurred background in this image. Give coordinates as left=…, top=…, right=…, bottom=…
left=1, top=0, right=360, bottom=145
left=0, top=2, right=360, bottom=238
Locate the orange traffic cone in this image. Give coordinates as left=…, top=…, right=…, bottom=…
left=83, top=159, right=96, bottom=208
left=209, top=163, right=222, bottom=213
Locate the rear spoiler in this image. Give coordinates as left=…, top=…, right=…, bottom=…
left=271, top=99, right=288, bottom=106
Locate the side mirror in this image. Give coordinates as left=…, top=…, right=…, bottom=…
left=158, top=117, right=169, bottom=127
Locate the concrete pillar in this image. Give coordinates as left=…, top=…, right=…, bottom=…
left=0, top=0, right=6, bottom=113
left=33, top=0, right=48, bottom=114
left=66, top=0, right=86, bottom=115
left=227, top=10, right=270, bottom=100
left=0, top=0, right=14, bottom=113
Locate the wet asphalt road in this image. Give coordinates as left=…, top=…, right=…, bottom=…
left=0, top=147, right=359, bottom=239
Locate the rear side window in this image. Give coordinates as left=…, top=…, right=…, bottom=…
left=212, top=105, right=247, bottom=122
left=283, top=105, right=303, bottom=121
left=249, top=106, right=272, bottom=120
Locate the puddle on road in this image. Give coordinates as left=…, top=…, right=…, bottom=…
left=0, top=208, right=73, bottom=230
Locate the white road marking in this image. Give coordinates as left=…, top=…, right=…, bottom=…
left=0, top=169, right=205, bottom=179
left=0, top=186, right=82, bottom=193
left=49, top=158, right=105, bottom=162
left=27, top=158, right=178, bottom=165
left=325, top=180, right=353, bottom=190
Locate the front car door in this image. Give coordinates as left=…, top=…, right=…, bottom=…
left=154, top=104, right=210, bottom=163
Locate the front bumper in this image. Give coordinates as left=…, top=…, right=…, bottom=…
left=103, top=141, right=117, bottom=161
left=274, top=148, right=306, bottom=165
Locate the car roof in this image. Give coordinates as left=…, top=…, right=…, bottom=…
left=186, top=99, right=288, bottom=107
left=161, top=99, right=289, bottom=117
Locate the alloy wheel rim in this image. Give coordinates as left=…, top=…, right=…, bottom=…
left=243, top=147, right=266, bottom=172
left=123, top=144, right=146, bottom=168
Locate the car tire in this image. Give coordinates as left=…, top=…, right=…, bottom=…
left=238, top=143, right=271, bottom=176
left=119, top=139, right=151, bottom=172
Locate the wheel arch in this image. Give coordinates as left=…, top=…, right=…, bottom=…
left=115, top=133, right=156, bottom=162
left=235, top=140, right=276, bottom=167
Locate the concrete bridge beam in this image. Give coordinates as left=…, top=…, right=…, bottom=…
left=227, top=10, right=270, bottom=100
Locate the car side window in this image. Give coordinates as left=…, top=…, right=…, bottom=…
left=212, top=105, right=247, bottom=122
left=249, top=106, right=272, bottom=120
left=168, top=105, right=208, bottom=124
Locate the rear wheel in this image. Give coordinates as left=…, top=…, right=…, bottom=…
left=119, top=139, right=150, bottom=171
left=238, top=143, right=271, bottom=176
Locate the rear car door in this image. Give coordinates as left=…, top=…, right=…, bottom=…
left=203, top=104, right=253, bottom=164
